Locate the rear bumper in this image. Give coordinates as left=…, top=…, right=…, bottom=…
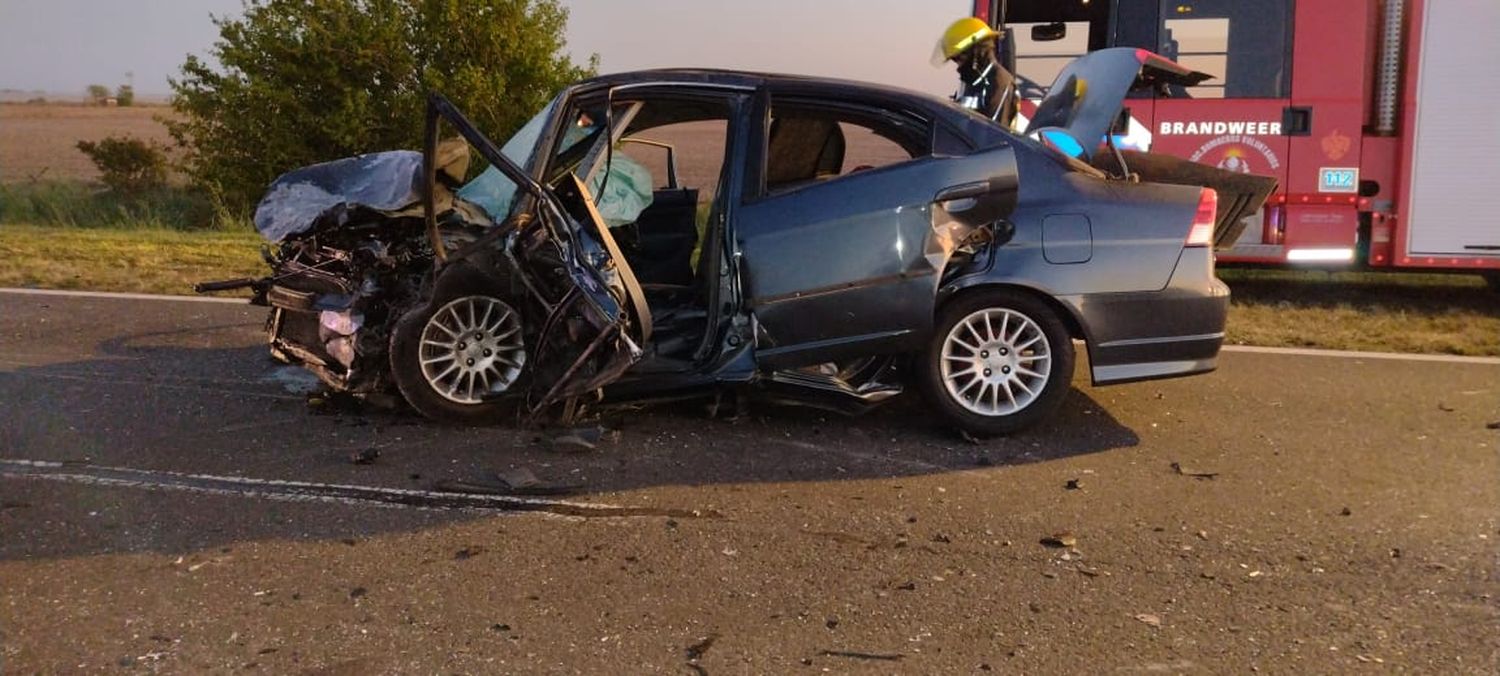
left=1061, top=247, right=1230, bottom=386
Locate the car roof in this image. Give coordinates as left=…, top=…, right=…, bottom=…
left=568, top=69, right=1014, bottom=153
left=571, top=68, right=958, bottom=114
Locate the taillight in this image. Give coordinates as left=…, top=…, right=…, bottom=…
left=1186, top=188, right=1218, bottom=247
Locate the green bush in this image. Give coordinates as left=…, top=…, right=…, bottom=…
left=168, top=0, right=596, bottom=213
left=76, top=136, right=169, bottom=194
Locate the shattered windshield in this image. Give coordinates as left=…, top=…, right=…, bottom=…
left=456, top=96, right=560, bottom=221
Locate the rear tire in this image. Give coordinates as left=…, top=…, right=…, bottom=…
left=919, top=289, right=1075, bottom=437
left=389, top=280, right=527, bottom=424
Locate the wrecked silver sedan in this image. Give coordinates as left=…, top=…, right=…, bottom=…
left=203, top=50, right=1274, bottom=435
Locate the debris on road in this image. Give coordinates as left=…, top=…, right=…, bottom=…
left=1171, top=462, right=1219, bottom=479
left=263, top=366, right=322, bottom=395
left=1437, top=403, right=1455, bottom=412
left=545, top=425, right=617, bottom=453
left=1040, top=532, right=1078, bottom=548
left=1065, top=478, right=1082, bottom=490
left=1134, top=613, right=1162, bottom=628
left=497, top=467, right=543, bottom=491
left=685, top=633, right=718, bottom=661
left=818, top=650, right=904, bottom=662
left=1340, top=507, right=1352, bottom=516
left=1486, top=421, right=1500, bottom=430
left=347, top=447, right=380, bottom=465
left=305, top=391, right=367, bottom=415
left=434, top=467, right=581, bottom=497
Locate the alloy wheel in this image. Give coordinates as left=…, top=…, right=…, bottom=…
left=939, top=307, right=1053, bottom=417
left=417, top=296, right=526, bottom=405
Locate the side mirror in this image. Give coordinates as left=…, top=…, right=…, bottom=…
left=1031, top=22, right=1068, bottom=42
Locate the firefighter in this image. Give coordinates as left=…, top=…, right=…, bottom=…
left=932, top=17, right=1018, bottom=129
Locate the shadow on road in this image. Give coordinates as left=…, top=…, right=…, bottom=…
left=1, top=329, right=1139, bottom=561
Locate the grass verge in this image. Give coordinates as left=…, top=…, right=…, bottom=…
left=0, top=181, right=223, bottom=230
left=1221, top=268, right=1499, bottom=356
left=0, top=224, right=265, bottom=296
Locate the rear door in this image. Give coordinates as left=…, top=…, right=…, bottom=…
left=735, top=92, right=1017, bottom=368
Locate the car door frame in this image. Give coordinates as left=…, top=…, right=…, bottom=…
left=558, top=81, right=758, bottom=368
left=422, top=92, right=652, bottom=408
left=734, top=87, right=1019, bottom=369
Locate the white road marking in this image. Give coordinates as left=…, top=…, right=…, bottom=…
left=1221, top=345, right=1500, bottom=366
left=0, top=458, right=671, bottom=517
left=0, top=287, right=250, bottom=305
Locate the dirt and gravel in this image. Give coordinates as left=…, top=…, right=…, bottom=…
left=1, top=293, right=1497, bottom=673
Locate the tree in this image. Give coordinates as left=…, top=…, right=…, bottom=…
left=167, top=0, right=596, bottom=212
left=116, top=84, right=135, bottom=107
left=85, top=84, right=111, bottom=105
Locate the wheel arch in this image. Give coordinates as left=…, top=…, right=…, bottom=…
left=936, top=281, right=1091, bottom=346
left=427, top=259, right=517, bottom=303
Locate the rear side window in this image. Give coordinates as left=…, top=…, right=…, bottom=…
left=761, top=100, right=929, bottom=195
left=1158, top=0, right=1294, bottom=98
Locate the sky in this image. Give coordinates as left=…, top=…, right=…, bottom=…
left=0, top=0, right=969, bottom=99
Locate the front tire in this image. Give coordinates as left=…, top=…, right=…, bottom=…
left=919, top=290, right=1075, bottom=437
left=390, top=285, right=527, bottom=424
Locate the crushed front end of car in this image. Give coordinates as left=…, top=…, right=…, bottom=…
left=198, top=93, right=650, bottom=423
left=198, top=145, right=490, bottom=395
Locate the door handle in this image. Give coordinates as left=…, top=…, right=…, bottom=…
left=1282, top=106, right=1313, bottom=136
left=935, top=181, right=995, bottom=203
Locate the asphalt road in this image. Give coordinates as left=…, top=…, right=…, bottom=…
left=1, top=291, right=1497, bottom=673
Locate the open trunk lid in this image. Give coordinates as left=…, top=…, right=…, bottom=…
left=1026, top=48, right=1276, bottom=250
left=1024, top=47, right=1210, bottom=161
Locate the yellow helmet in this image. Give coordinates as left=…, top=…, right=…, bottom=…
left=932, top=17, right=1000, bottom=66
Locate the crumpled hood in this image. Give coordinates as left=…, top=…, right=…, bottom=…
left=253, top=140, right=477, bottom=242
left=1024, top=48, right=1211, bottom=161
left=253, top=151, right=427, bottom=242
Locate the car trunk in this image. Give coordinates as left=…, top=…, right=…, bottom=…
left=1098, top=150, right=1278, bottom=250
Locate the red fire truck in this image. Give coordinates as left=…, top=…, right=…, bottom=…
left=972, top=0, right=1499, bottom=282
